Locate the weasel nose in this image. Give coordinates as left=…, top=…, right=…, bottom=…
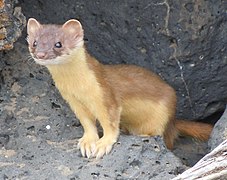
left=35, top=52, right=46, bottom=59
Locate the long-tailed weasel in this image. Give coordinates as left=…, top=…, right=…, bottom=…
left=27, top=18, right=213, bottom=159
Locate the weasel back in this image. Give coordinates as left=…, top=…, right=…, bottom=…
left=103, top=64, right=177, bottom=142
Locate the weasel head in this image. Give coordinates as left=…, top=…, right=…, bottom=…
left=27, top=18, right=84, bottom=65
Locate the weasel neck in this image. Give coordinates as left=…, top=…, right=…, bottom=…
left=46, top=47, right=87, bottom=75
left=46, top=46, right=100, bottom=89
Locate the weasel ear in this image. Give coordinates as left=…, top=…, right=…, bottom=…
left=27, top=18, right=41, bottom=36
left=62, top=19, right=84, bottom=38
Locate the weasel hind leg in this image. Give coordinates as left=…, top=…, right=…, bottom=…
left=163, top=120, right=178, bottom=149
left=121, top=99, right=176, bottom=146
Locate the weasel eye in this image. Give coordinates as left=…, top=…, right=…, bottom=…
left=33, top=41, right=37, bottom=47
left=55, top=42, right=62, bottom=48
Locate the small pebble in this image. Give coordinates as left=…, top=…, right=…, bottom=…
left=46, top=125, right=51, bottom=129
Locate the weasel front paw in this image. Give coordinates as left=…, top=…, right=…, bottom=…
left=92, top=136, right=117, bottom=159
left=78, top=134, right=99, bottom=158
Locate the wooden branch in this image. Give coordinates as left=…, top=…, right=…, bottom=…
left=173, top=139, right=227, bottom=180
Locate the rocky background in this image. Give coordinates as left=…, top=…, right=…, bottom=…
left=0, top=0, right=26, bottom=50
left=0, top=0, right=227, bottom=179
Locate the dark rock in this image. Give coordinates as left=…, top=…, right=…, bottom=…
left=0, top=134, right=10, bottom=147
left=0, top=132, right=186, bottom=179
left=18, top=0, right=227, bottom=120
left=0, top=0, right=26, bottom=50
left=208, top=106, right=227, bottom=150
left=73, top=136, right=185, bottom=180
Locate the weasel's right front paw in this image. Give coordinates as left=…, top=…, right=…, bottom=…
left=78, top=134, right=99, bottom=158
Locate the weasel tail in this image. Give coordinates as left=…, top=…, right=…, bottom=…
left=27, top=18, right=213, bottom=159
left=175, top=120, right=212, bottom=141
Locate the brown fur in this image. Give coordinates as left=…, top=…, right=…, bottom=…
left=175, top=120, right=213, bottom=141
left=27, top=18, right=213, bottom=158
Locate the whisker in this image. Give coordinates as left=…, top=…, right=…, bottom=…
left=26, top=36, right=29, bottom=43
left=23, top=54, right=36, bottom=66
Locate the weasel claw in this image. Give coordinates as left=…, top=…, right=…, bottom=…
left=78, top=135, right=98, bottom=158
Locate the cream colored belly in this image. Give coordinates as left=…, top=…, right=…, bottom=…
left=120, top=98, right=170, bottom=136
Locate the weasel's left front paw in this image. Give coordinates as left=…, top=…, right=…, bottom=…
left=92, top=136, right=117, bottom=159
left=78, top=134, right=99, bottom=158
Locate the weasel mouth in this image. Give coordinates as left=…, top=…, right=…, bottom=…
left=33, top=54, right=58, bottom=61
left=33, top=56, right=68, bottom=66
left=34, top=52, right=57, bottom=60
left=36, top=57, right=55, bottom=61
